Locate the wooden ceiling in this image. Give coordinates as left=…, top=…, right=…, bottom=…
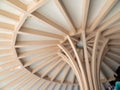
left=0, top=0, right=120, bottom=90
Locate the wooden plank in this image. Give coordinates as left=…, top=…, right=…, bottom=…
left=88, top=0, right=118, bottom=33
left=24, top=53, right=57, bottom=67
left=54, top=0, right=76, bottom=34
left=0, top=9, right=20, bottom=21
left=32, top=56, right=60, bottom=73
left=32, top=12, right=69, bottom=35
left=15, top=40, right=60, bottom=47
left=19, top=27, right=64, bottom=40
left=0, top=22, right=15, bottom=30
left=6, top=0, right=27, bottom=11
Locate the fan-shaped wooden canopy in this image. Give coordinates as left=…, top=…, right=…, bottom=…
left=0, top=0, right=120, bottom=90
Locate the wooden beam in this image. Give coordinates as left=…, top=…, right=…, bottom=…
left=54, top=0, right=76, bottom=34
left=0, top=22, right=15, bottom=30
left=67, top=36, right=89, bottom=90
left=0, top=49, right=13, bottom=55
left=88, top=0, right=118, bottom=33
left=0, top=9, right=20, bottom=21
left=19, top=27, right=64, bottom=40
left=87, top=11, right=120, bottom=41
left=106, top=33, right=120, bottom=39
left=32, top=12, right=69, bottom=35
left=58, top=44, right=84, bottom=90
left=24, top=53, right=57, bottom=67
left=41, top=59, right=62, bottom=78
left=109, top=40, right=120, bottom=45
left=0, top=33, right=12, bottom=40
left=103, top=24, right=120, bottom=36
left=91, top=31, right=101, bottom=90
left=96, top=39, right=109, bottom=90
left=81, top=30, right=94, bottom=90
left=81, top=0, right=90, bottom=30
left=15, top=40, right=60, bottom=47
left=6, top=0, right=27, bottom=11
left=18, top=46, right=58, bottom=58
left=32, top=56, right=60, bottom=73
left=28, top=0, right=48, bottom=13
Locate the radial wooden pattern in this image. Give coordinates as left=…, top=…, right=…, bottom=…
left=0, top=0, right=120, bottom=90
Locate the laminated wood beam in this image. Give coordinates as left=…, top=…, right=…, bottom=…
left=81, top=0, right=90, bottom=30
left=19, top=27, right=64, bottom=40
left=91, top=31, right=101, bottom=90
left=87, top=12, right=120, bottom=41
left=6, top=0, right=27, bottom=11
left=88, top=0, right=118, bottom=33
left=81, top=30, right=94, bottom=90
left=15, top=40, right=60, bottom=47
left=24, top=53, right=57, bottom=67
left=55, top=0, right=76, bottom=34
left=18, top=46, right=58, bottom=58
left=0, top=33, right=12, bottom=40
left=0, top=22, right=15, bottom=30
left=103, top=24, right=120, bottom=36
left=67, top=36, right=89, bottom=90
left=0, top=9, right=20, bottom=21
left=58, top=44, right=84, bottom=90
left=32, top=12, right=69, bottom=35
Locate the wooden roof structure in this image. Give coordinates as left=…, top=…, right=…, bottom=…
left=0, top=0, right=120, bottom=90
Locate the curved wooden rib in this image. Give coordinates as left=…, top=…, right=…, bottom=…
left=58, top=44, right=84, bottom=90
left=81, top=30, right=94, bottom=90
left=91, top=31, right=101, bottom=90
left=97, top=39, right=109, bottom=90
left=67, top=36, right=89, bottom=90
